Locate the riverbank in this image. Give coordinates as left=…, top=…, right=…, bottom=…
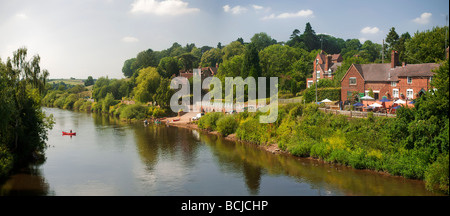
left=167, top=118, right=285, bottom=155
left=164, top=103, right=448, bottom=195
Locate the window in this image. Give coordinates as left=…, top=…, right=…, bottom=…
left=393, top=89, right=399, bottom=98
left=349, top=77, right=357, bottom=85
left=373, top=91, right=380, bottom=100
left=316, top=71, right=320, bottom=79
left=407, top=76, right=412, bottom=84
left=391, top=81, right=397, bottom=87
left=307, top=81, right=313, bottom=88
left=406, top=89, right=414, bottom=99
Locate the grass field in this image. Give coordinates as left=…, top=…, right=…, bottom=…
left=49, top=79, right=84, bottom=86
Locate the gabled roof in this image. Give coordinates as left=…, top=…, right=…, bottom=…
left=331, top=54, right=343, bottom=62
left=394, top=63, right=439, bottom=77
left=317, top=62, right=342, bottom=72
left=342, top=63, right=440, bottom=83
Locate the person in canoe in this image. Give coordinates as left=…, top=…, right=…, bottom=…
left=144, top=119, right=148, bottom=126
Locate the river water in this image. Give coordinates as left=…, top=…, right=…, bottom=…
left=0, top=108, right=441, bottom=196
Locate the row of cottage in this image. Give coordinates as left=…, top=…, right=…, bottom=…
left=177, top=49, right=445, bottom=103
left=307, top=49, right=445, bottom=102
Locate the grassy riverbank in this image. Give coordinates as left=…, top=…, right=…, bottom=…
left=194, top=99, right=448, bottom=195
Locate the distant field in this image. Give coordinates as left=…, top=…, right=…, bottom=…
left=49, top=79, right=84, bottom=86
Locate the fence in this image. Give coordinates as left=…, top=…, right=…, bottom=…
left=318, top=108, right=396, bottom=118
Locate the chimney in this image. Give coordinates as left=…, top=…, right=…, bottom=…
left=325, top=55, right=332, bottom=71
left=391, top=50, right=399, bottom=69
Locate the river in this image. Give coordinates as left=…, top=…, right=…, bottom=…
left=0, top=108, right=441, bottom=196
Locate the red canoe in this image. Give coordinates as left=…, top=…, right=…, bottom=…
left=62, top=131, right=76, bottom=136
left=172, top=118, right=180, bottom=122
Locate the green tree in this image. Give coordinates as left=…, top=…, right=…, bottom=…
left=0, top=48, right=54, bottom=176
left=136, top=49, right=158, bottom=69
left=217, top=54, right=244, bottom=79
left=397, top=32, right=411, bottom=62
left=85, top=76, right=94, bottom=86
left=134, top=67, right=161, bottom=103
left=406, top=26, right=449, bottom=63
left=157, top=57, right=180, bottom=78
left=250, top=32, right=277, bottom=52
left=200, top=48, right=222, bottom=67
left=287, top=29, right=301, bottom=46
left=359, top=40, right=382, bottom=62
left=242, top=43, right=262, bottom=80
left=385, top=27, right=399, bottom=51
left=122, top=58, right=137, bottom=78
left=222, top=41, right=245, bottom=62
left=153, top=78, right=174, bottom=110
left=301, top=23, right=319, bottom=51
left=178, top=53, right=197, bottom=71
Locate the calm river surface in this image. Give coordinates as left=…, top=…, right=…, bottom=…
left=0, top=108, right=441, bottom=196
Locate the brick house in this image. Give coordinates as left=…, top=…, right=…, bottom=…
left=307, top=50, right=343, bottom=88
left=340, top=50, right=440, bottom=102
left=179, top=64, right=218, bottom=80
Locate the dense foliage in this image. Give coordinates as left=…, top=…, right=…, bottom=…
left=0, top=48, right=54, bottom=179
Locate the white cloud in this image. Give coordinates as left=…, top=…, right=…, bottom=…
left=252, top=5, right=263, bottom=10
left=223, top=5, right=248, bottom=15
left=361, top=26, right=380, bottom=34
left=122, top=36, right=139, bottom=43
left=413, top=12, right=432, bottom=24
left=15, top=13, right=28, bottom=19
left=223, top=5, right=230, bottom=12
left=251, top=4, right=270, bottom=12
left=130, top=0, right=200, bottom=16
left=262, top=9, right=313, bottom=20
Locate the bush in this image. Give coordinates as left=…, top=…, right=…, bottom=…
left=216, top=115, right=238, bottom=136
left=152, top=107, right=166, bottom=118
left=73, top=98, right=85, bottom=110
left=198, top=112, right=224, bottom=131
left=425, top=154, right=449, bottom=194
left=235, top=117, right=267, bottom=144
left=120, top=104, right=147, bottom=120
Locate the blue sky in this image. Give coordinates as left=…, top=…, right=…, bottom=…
left=0, top=0, right=448, bottom=79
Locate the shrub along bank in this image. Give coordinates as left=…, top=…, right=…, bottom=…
left=42, top=91, right=168, bottom=121
left=196, top=100, right=448, bottom=195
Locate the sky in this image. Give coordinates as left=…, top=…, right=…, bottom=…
left=0, top=0, right=448, bottom=79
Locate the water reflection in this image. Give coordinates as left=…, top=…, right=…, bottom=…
left=0, top=166, right=53, bottom=196
left=0, top=108, right=443, bottom=196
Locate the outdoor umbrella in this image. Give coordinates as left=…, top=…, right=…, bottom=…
left=361, top=95, right=374, bottom=100
left=409, top=100, right=416, bottom=104
left=369, top=103, right=383, bottom=108
left=394, top=99, right=406, bottom=104
left=392, top=106, right=402, bottom=109
left=379, top=98, right=391, bottom=102
left=353, top=102, right=364, bottom=106
left=321, top=98, right=332, bottom=103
